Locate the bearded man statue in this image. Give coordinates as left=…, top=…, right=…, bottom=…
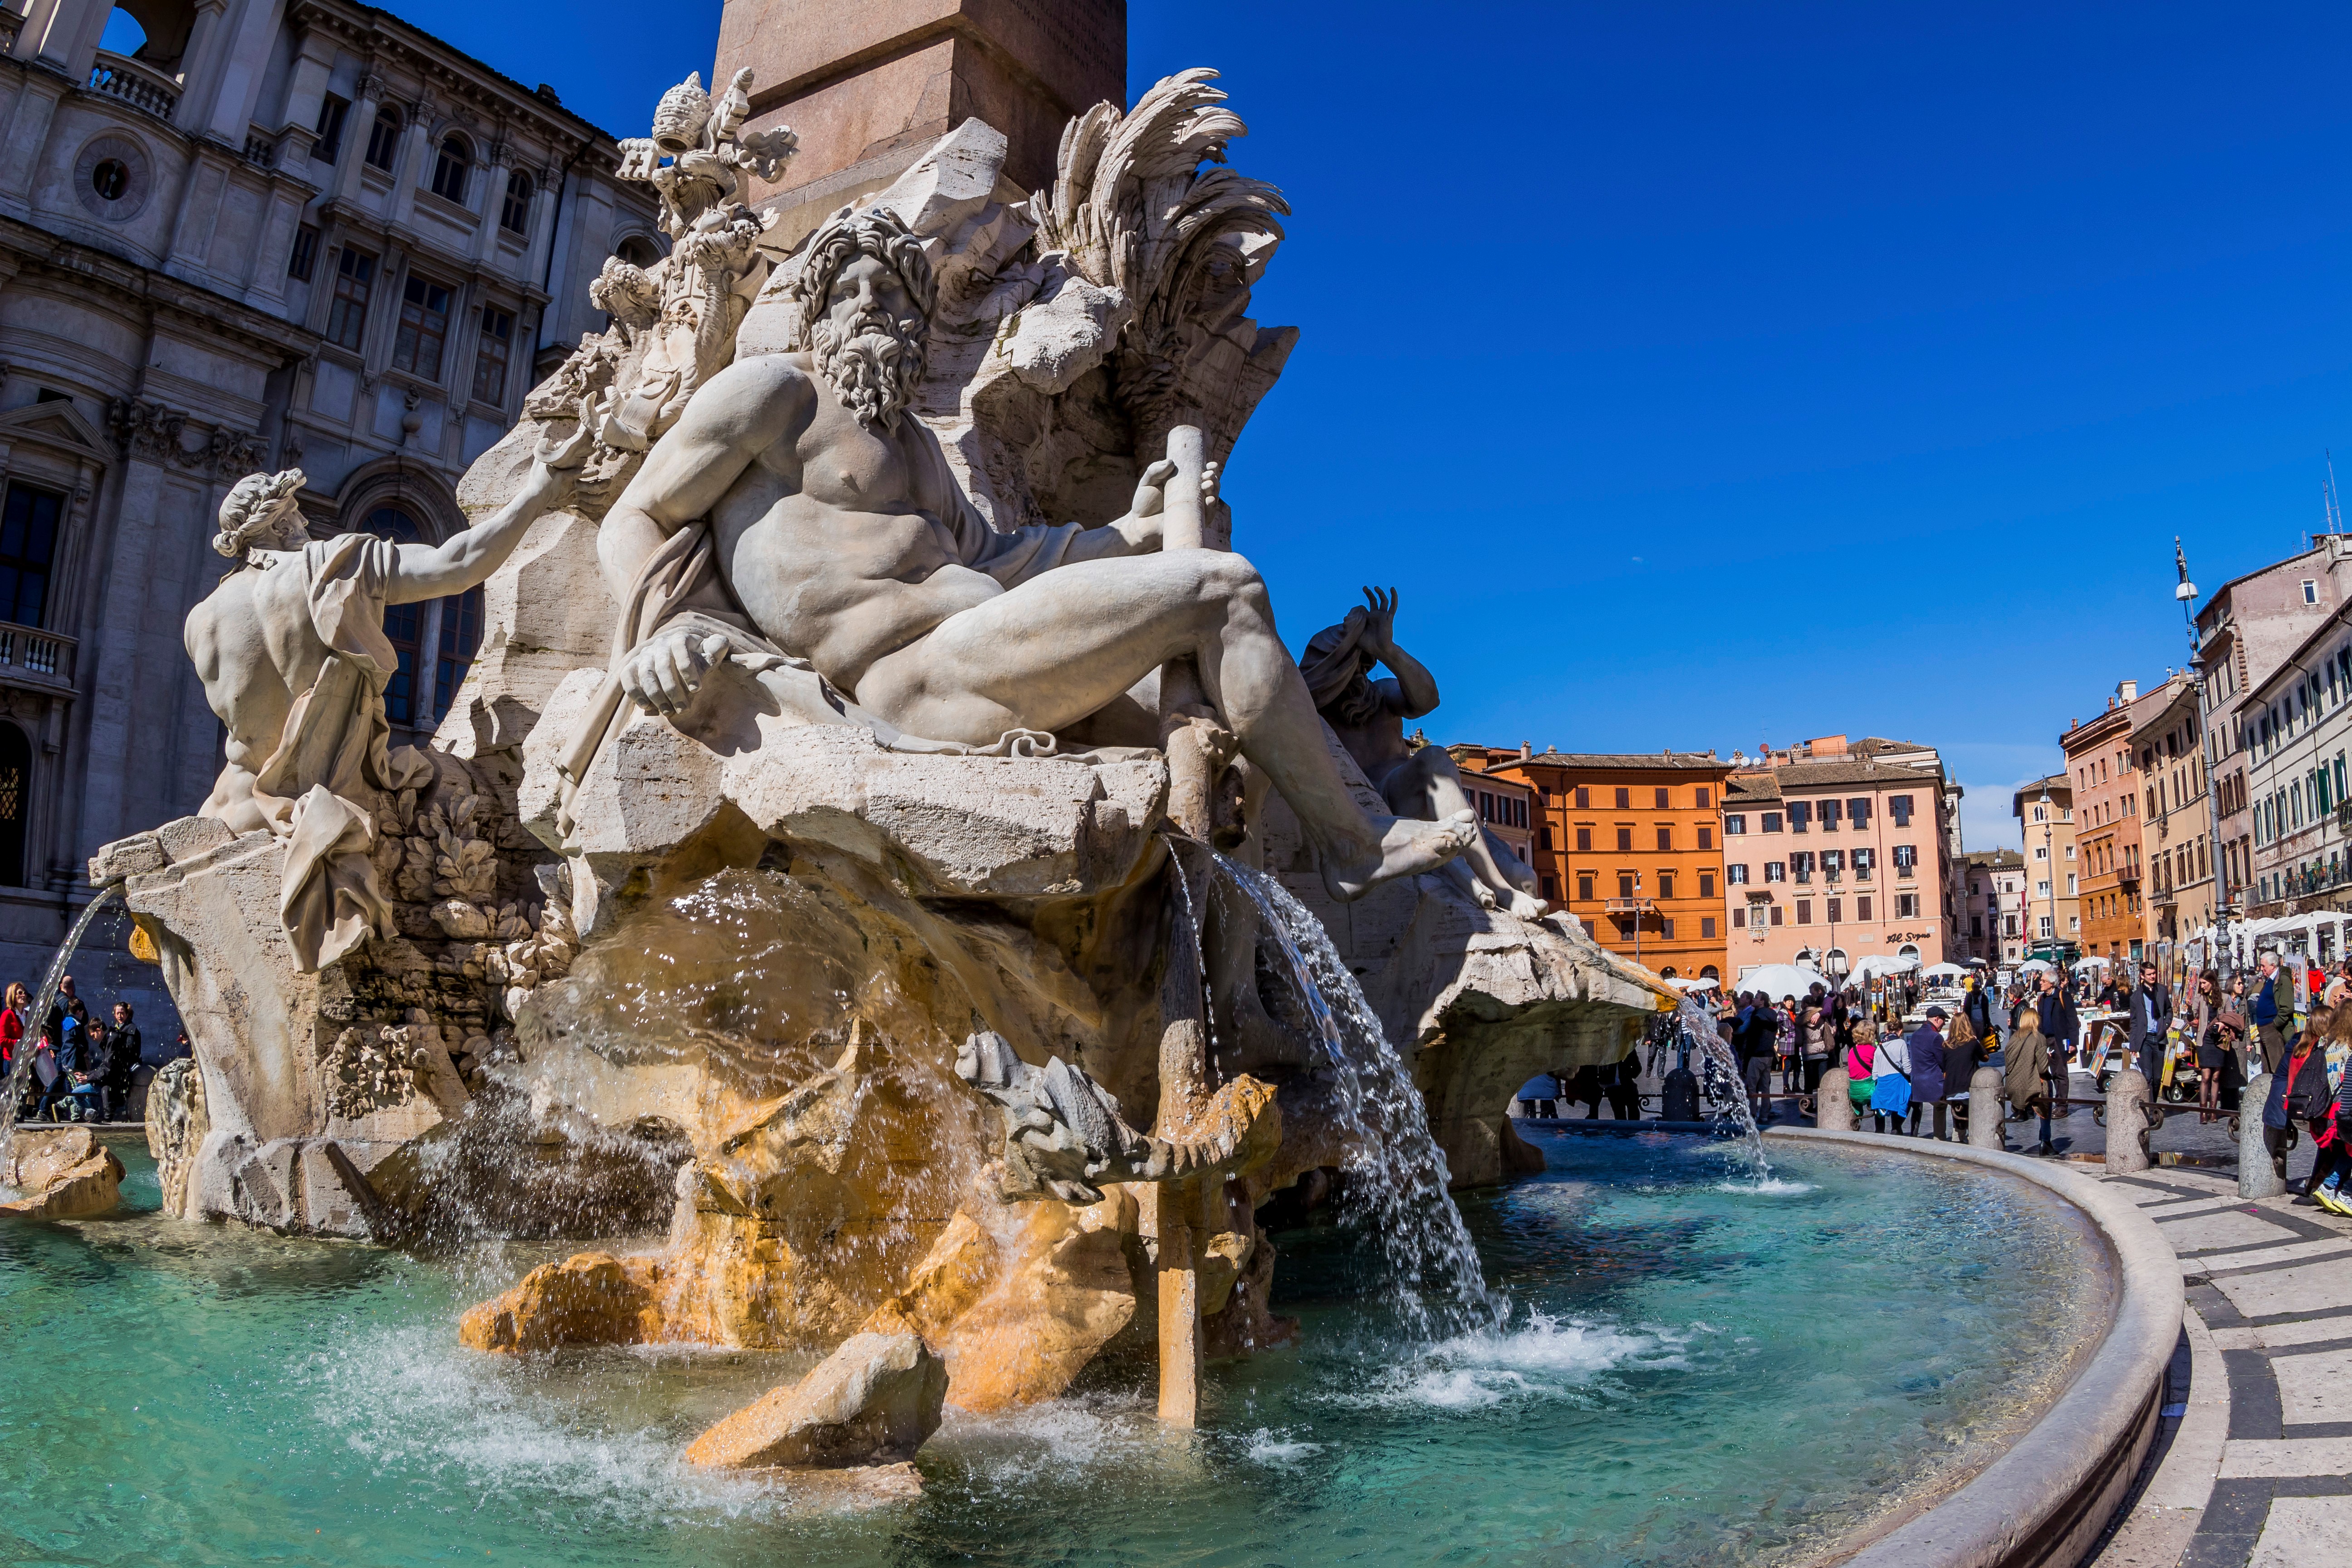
left=582, top=205, right=1473, bottom=902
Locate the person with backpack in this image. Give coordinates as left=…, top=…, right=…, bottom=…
left=2263, top=1011, right=2335, bottom=1197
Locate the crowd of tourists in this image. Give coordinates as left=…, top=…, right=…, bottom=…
left=1716, top=980, right=1999, bottom=1141
left=0, top=975, right=162, bottom=1124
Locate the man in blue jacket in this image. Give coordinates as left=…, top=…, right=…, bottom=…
left=2127, top=960, right=2174, bottom=1098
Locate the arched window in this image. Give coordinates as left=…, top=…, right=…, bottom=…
left=364, top=507, right=424, bottom=725
left=431, top=134, right=471, bottom=203
left=365, top=104, right=402, bottom=171
left=1700, top=964, right=1720, bottom=981
left=615, top=235, right=659, bottom=270
left=500, top=169, right=533, bottom=234
left=0, top=721, right=30, bottom=888
left=361, top=505, right=482, bottom=728
left=101, top=4, right=196, bottom=72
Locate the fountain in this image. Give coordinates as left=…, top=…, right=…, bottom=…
left=3, top=64, right=2180, bottom=1568
left=0, top=888, right=128, bottom=1220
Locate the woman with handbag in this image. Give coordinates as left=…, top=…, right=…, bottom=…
left=2192, top=969, right=2242, bottom=1126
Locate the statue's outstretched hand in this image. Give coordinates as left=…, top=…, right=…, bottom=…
left=620, top=628, right=717, bottom=716
left=1359, top=586, right=1398, bottom=653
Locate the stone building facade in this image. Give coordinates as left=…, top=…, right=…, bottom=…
left=2130, top=674, right=2215, bottom=972
left=1962, top=848, right=2025, bottom=967
left=0, top=0, right=655, bottom=1029
left=2063, top=677, right=2182, bottom=971
left=2012, top=774, right=2080, bottom=961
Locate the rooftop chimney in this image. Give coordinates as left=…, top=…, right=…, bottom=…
left=1520, top=741, right=1531, bottom=760
left=2117, top=678, right=2138, bottom=702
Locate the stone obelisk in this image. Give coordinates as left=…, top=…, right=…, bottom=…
left=712, top=0, right=1126, bottom=242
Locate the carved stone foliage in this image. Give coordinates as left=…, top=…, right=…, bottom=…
left=108, top=397, right=269, bottom=477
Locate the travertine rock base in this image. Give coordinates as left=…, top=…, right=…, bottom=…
left=685, top=1331, right=947, bottom=1470
left=2, top=1127, right=124, bottom=1221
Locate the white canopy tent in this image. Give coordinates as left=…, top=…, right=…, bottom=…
left=2018, top=958, right=2057, bottom=974
left=1736, top=963, right=1831, bottom=1000
left=2073, top=956, right=2112, bottom=973
left=1848, top=955, right=1919, bottom=982
left=1921, top=962, right=1967, bottom=980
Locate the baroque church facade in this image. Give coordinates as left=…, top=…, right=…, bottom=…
left=0, top=0, right=658, bottom=1028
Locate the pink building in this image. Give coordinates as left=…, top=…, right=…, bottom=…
left=1721, top=737, right=1956, bottom=983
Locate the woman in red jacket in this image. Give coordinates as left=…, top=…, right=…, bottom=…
left=0, top=980, right=23, bottom=1073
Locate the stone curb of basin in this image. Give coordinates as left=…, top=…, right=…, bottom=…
left=1764, top=1127, right=2184, bottom=1568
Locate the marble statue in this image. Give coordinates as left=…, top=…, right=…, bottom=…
left=183, top=452, right=578, bottom=969
left=582, top=205, right=1472, bottom=902
left=1300, top=588, right=1548, bottom=920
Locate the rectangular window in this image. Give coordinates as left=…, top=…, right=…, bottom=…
left=382, top=599, right=421, bottom=725
left=1788, top=800, right=1812, bottom=832
left=1661, top=918, right=1675, bottom=939
left=1762, top=812, right=1782, bottom=833
left=1576, top=827, right=1592, bottom=852
left=1614, top=787, right=1630, bottom=809
left=1655, top=826, right=1671, bottom=852
left=1764, top=861, right=1785, bottom=883
left=1575, top=787, right=1589, bottom=808
left=1726, top=863, right=1748, bottom=885
left=1896, top=893, right=1920, bottom=919
left=1616, top=828, right=1633, bottom=852
left=1696, top=787, right=1711, bottom=808
left=314, top=94, right=350, bottom=164
left=1699, top=872, right=1715, bottom=898
left=1970, top=915, right=1984, bottom=937
left=1894, top=844, right=1917, bottom=877
left=1819, top=799, right=1842, bottom=829
left=2034, top=845, right=2048, bottom=860
left=393, top=273, right=453, bottom=379
left=1654, top=787, right=1669, bottom=809
left=1857, top=896, right=1872, bottom=921
left=0, top=481, right=63, bottom=628
left=1659, top=873, right=1675, bottom=899
left=1769, top=905, right=1784, bottom=926
left=1792, top=852, right=1814, bottom=883
left=287, top=224, right=320, bottom=282
left=471, top=306, right=514, bottom=405
left=1700, top=917, right=1716, bottom=939
left=1540, top=875, right=1558, bottom=899
left=1577, top=873, right=1593, bottom=902
left=327, top=247, right=376, bottom=350
left=1827, top=897, right=1842, bottom=922
left=1617, top=873, right=1634, bottom=898
left=1848, top=798, right=1871, bottom=828
left=432, top=587, right=484, bottom=722
left=2036, top=879, right=2051, bottom=897
left=1724, top=814, right=1746, bottom=835
left=2038, top=915, right=2053, bottom=937
left=1890, top=795, right=1913, bottom=827
left=1733, top=906, right=1746, bottom=929
left=1697, top=825, right=1713, bottom=850
left=1852, top=847, right=1873, bottom=879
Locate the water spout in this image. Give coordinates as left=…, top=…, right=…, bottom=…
left=0, top=886, right=122, bottom=1157
left=1672, top=991, right=1776, bottom=1184
left=1216, top=857, right=1505, bottom=1338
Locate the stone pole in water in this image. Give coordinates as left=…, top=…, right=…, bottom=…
left=2240, top=1070, right=2282, bottom=1197
left=2105, top=1067, right=2154, bottom=1174
left=1817, top=1067, right=1854, bottom=1131
left=1967, top=1066, right=2005, bottom=1149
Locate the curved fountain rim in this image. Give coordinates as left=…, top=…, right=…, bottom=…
left=1763, top=1127, right=2182, bottom=1568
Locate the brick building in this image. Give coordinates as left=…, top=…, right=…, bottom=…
left=2064, top=677, right=2185, bottom=969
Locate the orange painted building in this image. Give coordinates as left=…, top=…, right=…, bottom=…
left=1463, top=748, right=1734, bottom=981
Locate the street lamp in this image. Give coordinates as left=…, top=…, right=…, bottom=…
left=2177, top=538, right=2232, bottom=976
left=2041, top=784, right=2058, bottom=975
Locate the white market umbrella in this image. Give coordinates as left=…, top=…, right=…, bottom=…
left=2073, top=956, right=2111, bottom=972
left=1849, top=955, right=1919, bottom=981
left=2018, top=958, right=2056, bottom=974
left=1736, top=963, right=1830, bottom=1000
left=1921, top=962, right=1967, bottom=980
left=1670, top=976, right=1720, bottom=992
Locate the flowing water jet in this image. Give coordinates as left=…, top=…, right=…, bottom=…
left=0, top=886, right=121, bottom=1156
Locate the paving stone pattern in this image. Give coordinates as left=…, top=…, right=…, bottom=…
left=2093, top=1167, right=2352, bottom=1568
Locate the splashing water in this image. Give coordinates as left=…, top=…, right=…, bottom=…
left=1216, top=858, right=1504, bottom=1338
left=0, top=885, right=120, bottom=1170
left=1674, top=991, right=1778, bottom=1186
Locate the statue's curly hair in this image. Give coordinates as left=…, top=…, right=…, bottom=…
left=786, top=205, right=936, bottom=345
left=213, top=468, right=307, bottom=559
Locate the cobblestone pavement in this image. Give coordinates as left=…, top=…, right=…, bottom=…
left=2082, top=1166, right=2352, bottom=1568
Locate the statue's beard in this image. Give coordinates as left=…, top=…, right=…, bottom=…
left=811, top=311, right=925, bottom=432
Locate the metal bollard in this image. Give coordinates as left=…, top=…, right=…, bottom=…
left=1968, top=1066, right=2005, bottom=1149
left=1817, top=1068, right=1853, bottom=1130
left=2106, top=1068, right=2154, bottom=1174
left=2239, top=1070, right=2283, bottom=1198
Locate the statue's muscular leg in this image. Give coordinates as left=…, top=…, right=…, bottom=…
left=853, top=551, right=1474, bottom=899
left=1383, top=748, right=1541, bottom=899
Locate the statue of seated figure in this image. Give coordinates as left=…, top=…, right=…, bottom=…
left=587, top=205, right=1471, bottom=901
left=1300, top=588, right=1548, bottom=921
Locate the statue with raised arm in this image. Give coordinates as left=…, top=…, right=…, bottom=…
left=1300, top=588, right=1548, bottom=920
left=185, top=453, right=578, bottom=970
left=583, top=205, right=1472, bottom=901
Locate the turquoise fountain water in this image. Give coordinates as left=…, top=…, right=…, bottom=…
left=0, top=1124, right=2104, bottom=1567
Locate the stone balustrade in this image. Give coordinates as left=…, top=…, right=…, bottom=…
left=0, top=621, right=78, bottom=687
left=87, top=50, right=181, bottom=122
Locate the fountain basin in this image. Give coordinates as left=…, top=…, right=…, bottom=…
left=0, top=1130, right=2126, bottom=1566
left=1762, top=1127, right=2183, bottom=1568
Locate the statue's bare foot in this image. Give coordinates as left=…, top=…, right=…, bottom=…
left=1502, top=889, right=1549, bottom=921
left=1323, top=811, right=1477, bottom=902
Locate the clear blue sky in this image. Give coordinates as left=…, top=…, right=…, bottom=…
left=368, top=1, right=2352, bottom=853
